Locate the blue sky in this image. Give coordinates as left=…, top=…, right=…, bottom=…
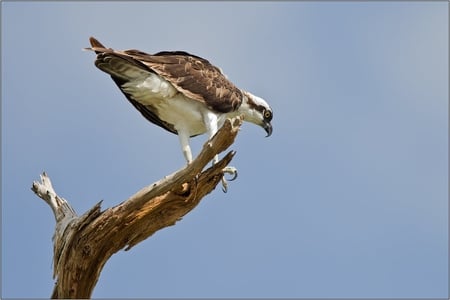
left=2, top=1, right=448, bottom=298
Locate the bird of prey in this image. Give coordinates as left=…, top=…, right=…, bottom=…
left=87, top=37, right=273, bottom=191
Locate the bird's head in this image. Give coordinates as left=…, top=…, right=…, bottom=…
left=241, top=91, right=273, bottom=137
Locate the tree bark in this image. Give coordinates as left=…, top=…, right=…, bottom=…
left=31, top=116, right=243, bottom=299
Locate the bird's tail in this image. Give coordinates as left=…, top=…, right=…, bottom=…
left=89, top=36, right=105, bottom=48
left=85, top=37, right=151, bottom=82
left=85, top=36, right=108, bottom=54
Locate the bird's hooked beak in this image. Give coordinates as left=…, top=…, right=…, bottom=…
left=263, top=121, right=273, bottom=137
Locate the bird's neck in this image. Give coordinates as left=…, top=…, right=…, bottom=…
left=234, top=92, right=257, bottom=123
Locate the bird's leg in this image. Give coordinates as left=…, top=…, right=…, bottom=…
left=204, top=113, right=238, bottom=192
left=178, top=131, right=193, bottom=164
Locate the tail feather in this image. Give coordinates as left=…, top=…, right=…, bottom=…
left=85, top=36, right=110, bottom=54
left=89, top=36, right=105, bottom=48
left=86, top=37, right=152, bottom=81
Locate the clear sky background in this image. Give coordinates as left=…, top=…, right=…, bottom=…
left=1, top=1, right=448, bottom=298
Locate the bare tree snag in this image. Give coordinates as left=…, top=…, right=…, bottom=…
left=31, top=116, right=243, bottom=299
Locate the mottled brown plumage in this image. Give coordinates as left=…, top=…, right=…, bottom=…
left=89, top=37, right=243, bottom=116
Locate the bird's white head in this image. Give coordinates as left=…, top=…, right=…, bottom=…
left=240, top=91, right=273, bottom=137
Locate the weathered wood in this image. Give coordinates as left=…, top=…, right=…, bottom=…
left=31, top=116, right=243, bottom=299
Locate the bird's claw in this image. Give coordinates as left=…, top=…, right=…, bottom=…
left=223, top=166, right=238, bottom=181
left=221, top=166, right=238, bottom=193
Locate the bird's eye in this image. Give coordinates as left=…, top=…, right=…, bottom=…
left=264, top=110, right=272, bottom=121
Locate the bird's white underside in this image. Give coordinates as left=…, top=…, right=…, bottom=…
left=122, top=72, right=234, bottom=164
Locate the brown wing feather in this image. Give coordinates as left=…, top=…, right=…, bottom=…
left=121, top=50, right=243, bottom=113
left=89, top=37, right=243, bottom=113
left=88, top=37, right=243, bottom=116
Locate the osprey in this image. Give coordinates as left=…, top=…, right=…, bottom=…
left=87, top=37, right=273, bottom=191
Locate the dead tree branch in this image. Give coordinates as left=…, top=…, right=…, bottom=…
left=31, top=116, right=243, bottom=299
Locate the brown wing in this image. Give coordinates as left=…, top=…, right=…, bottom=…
left=119, top=49, right=244, bottom=113
left=88, top=37, right=243, bottom=113
left=88, top=37, right=178, bottom=134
